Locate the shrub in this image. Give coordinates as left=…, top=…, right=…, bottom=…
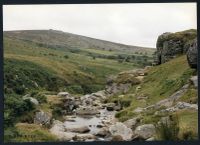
left=64, top=55, right=69, bottom=59
left=155, top=115, right=180, bottom=140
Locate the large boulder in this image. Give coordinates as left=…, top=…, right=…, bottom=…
left=187, top=39, right=197, bottom=68
left=123, top=117, right=140, bottom=130
left=34, top=111, right=51, bottom=125
left=109, top=122, right=133, bottom=141
left=57, top=92, right=69, bottom=97
left=155, top=30, right=197, bottom=65
left=134, top=124, right=156, bottom=140
left=50, top=120, right=76, bottom=141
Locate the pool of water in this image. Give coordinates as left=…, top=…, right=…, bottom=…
left=64, top=108, right=116, bottom=135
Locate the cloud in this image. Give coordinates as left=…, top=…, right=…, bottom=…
left=3, top=3, right=197, bottom=48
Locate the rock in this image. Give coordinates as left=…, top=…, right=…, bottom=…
left=23, top=96, right=39, bottom=105
left=106, top=103, right=116, bottom=111
left=57, top=92, right=69, bottom=97
left=73, top=134, right=96, bottom=141
left=91, top=90, right=106, bottom=100
left=111, top=135, right=124, bottom=141
left=175, top=102, right=198, bottom=110
left=64, top=124, right=90, bottom=133
left=62, top=97, right=78, bottom=114
left=76, top=107, right=100, bottom=115
left=109, top=122, right=133, bottom=141
left=187, top=38, right=197, bottom=68
left=50, top=120, right=76, bottom=141
left=134, top=107, right=145, bottom=113
left=146, top=137, right=155, bottom=141
left=190, top=76, right=198, bottom=88
left=95, top=127, right=111, bottom=137
left=105, top=83, right=132, bottom=95
left=155, top=30, right=197, bottom=65
left=34, top=111, right=51, bottom=125
left=154, top=84, right=189, bottom=109
left=134, top=124, right=156, bottom=140
left=123, top=117, right=140, bottom=130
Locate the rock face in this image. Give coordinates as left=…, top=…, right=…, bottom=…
left=34, top=111, right=51, bottom=125
left=155, top=30, right=197, bottom=65
left=187, top=39, right=197, bottom=68
left=134, top=124, right=156, bottom=140
left=109, top=122, right=133, bottom=141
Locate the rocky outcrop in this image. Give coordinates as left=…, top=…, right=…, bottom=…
left=155, top=29, right=197, bottom=65
left=187, top=39, right=197, bottom=68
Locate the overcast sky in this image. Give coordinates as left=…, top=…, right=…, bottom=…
left=3, top=3, right=197, bottom=48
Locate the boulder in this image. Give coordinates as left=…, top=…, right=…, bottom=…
left=187, top=38, right=197, bottom=69
left=73, top=134, right=96, bottom=141
left=111, top=135, right=124, bottom=141
left=106, top=103, right=116, bottom=111
left=134, top=124, right=156, bottom=140
left=190, top=76, right=198, bottom=88
left=95, top=127, right=111, bottom=137
left=64, top=124, right=90, bottom=133
left=134, top=107, right=145, bottom=113
left=34, top=111, right=51, bottom=125
left=23, top=96, right=39, bottom=105
left=57, top=92, right=69, bottom=97
left=50, top=120, right=76, bottom=141
left=123, top=117, right=140, bottom=130
left=109, top=122, right=133, bottom=141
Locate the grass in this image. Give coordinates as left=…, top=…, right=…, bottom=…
left=109, top=55, right=197, bottom=122
left=12, top=123, right=58, bottom=142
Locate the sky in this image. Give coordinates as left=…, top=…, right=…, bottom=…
left=3, top=3, right=197, bottom=48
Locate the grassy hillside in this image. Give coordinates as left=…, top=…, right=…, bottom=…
left=107, top=55, right=197, bottom=138
left=4, top=31, right=154, bottom=95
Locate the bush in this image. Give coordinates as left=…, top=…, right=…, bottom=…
left=52, top=107, right=63, bottom=120
left=64, top=55, right=69, bottom=59
left=66, top=85, right=84, bottom=94
left=155, top=115, right=180, bottom=140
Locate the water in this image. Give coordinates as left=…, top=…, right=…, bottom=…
left=64, top=108, right=117, bottom=135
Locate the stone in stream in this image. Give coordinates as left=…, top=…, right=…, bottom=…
left=109, top=122, right=133, bottom=141
left=64, top=124, right=90, bottom=133
left=134, top=124, right=156, bottom=140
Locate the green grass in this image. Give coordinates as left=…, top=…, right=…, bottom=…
left=4, top=123, right=58, bottom=142
left=110, top=55, right=197, bottom=122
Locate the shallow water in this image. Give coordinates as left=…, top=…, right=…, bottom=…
left=64, top=108, right=116, bottom=135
